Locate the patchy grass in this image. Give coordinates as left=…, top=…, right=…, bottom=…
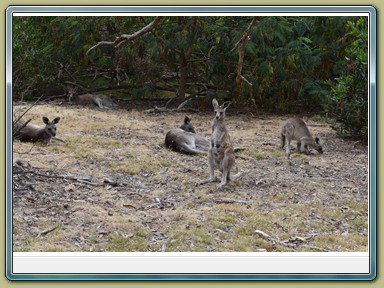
left=109, top=155, right=171, bottom=175
left=12, top=103, right=369, bottom=253
left=240, top=144, right=269, bottom=159
left=107, top=227, right=152, bottom=252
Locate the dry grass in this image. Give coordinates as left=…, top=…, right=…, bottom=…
left=12, top=102, right=369, bottom=252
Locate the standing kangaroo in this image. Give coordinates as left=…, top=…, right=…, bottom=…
left=165, top=116, right=209, bottom=154
left=203, top=98, right=239, bottom=188
left=68, top=88, right=117, bottom=109
left=281, top=117, right=323, bottom=159
left=13, top=117, right=61, bottom=145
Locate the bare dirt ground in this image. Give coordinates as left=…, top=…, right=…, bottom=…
left=12, top=101, right=369, bottom=252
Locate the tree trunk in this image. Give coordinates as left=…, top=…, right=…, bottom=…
left=177, top=52, right=187, bottom=104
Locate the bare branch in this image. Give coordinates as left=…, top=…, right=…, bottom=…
left=13, top=119, right=31, bottom=137
left=239, top=75, right=253, bottom=87
left=86, top=17, right=161, bottom=55
left=232, top=17, right=259, bottom=96
left=13, top=95, right=44, bottom=127
left=231, top=17, right=259, bottom=53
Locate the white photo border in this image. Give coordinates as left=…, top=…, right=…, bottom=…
left=6, top=5, right=377, bottom=281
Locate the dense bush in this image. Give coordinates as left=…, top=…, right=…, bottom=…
left=323, top=17, right=368, bottom=141
left=12, top=16, right=369, bottom=141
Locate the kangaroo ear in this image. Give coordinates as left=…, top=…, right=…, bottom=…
left=212, top=98, right=219, bottom=109
left=53, top=117, right=61, bottom=124
left=315, top=137, right=320, bottom=144
left=42, top=117, right=49, bottom=124
left=184, top=116, right=190, bottom=124
left=222, top=101, right=232, bottom=109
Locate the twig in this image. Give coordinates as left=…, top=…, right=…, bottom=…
left=214, top=198, right=248, bottom=204
left=52, top=137, right=66, bottom=143
left=255, top=229, right=279, bottom=241
left=123, top=204, right=138, bottom=210
left=255, top=229, right=330, bottom=252
left=13, top=170, right=101, bottom=186
left=13, top=119, right=32, bottom=136
left=239, top=75, right=253, bottom=87
left=13, top=141, right=38, bottom=155
left=175, top=88, right=207, bottom=109
left=144, top=106, right=198, bottom=114
left=13, top=150, right=43, bottom=155
left=76, top=179, right=102, bottom=186
left=36, top=225, right=59, bottom=238
left=300, top=244, right=330, bottom=252
left=13, top=95, right=44, bottom=126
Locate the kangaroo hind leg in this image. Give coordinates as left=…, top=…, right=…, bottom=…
left=218, top=154, right=233, bottom=189
left=179, top=142, right=205, bottom=154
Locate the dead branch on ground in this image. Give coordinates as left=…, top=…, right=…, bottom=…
left=13, top=169, right=102, bottom=186
left=255, top=229, right=330, bottom=252
left=36, top=226, right=60, bottom=238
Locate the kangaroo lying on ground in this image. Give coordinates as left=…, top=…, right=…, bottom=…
left=201, top=98, right=241, bottom=189
left=13, top=116, right=61, bottom=145
left=281, top=117, right=323, bottom=159
left=165, top=116, right=209, bottom=154
left=69, top=89, right=117, bottom=109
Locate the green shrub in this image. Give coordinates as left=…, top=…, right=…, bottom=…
left=323, top=17, right=368, bottom=141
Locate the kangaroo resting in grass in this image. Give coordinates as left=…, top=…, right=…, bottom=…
left=69, top=88, right=117, bottom=109
left=13, top=116, right=61, bottom=145
left=201, top=98, right=241, bottom=189
left=165, top=116, right=209, bottom=154
left=281, top=117, right=323, bottom=159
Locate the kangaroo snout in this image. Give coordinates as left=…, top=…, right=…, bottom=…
left=50, top=129, right=56, bottom=137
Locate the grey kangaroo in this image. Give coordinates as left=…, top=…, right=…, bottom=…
left=202, top=98, right=240, bottom=188
left=281, top=117, right=323, bottom=159
left=68, top=88, right=117, bottom=109
left=165, top=116, right=209, bottom=154
left=13, top=116, right=61, bottom=145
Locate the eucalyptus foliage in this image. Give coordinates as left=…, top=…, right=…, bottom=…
left=12, top=16, right=368, bottom=140
left=324, top=17, right=368, bottom=141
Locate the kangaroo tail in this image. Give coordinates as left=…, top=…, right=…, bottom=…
left=231, top=167, right=247, bottom=180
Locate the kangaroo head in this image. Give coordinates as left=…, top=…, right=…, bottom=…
left=67, top=86, right=78, bottom=102
left=180, top=116, right=196, bottom=133
left=314, top=137, right=324, bottom=154
left=212, top=98, right=231, bottom=121
left=42, top=117, right=60, bottom=137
